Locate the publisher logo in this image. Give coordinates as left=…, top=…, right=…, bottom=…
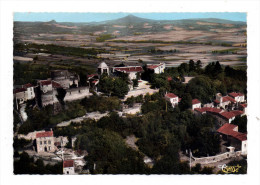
left=218, top=164, right=242, bottom=174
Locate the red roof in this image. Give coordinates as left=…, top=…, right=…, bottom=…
left=36, top=131, right=53, bottom=138
left=240, top=104, right=247, bottom=108
left=222, top=96, right=236, bottom=103
left=52, top=81, right=62, bottom=88
left=39, top=80, right=52, bottom=86
left=14, top=88, right=26, bottom=94
left=63, top=160, right=74, bottom=168
left=114, top=66, right=143, bottom=73
left=220, top=110, right=243, bottom=120
left=147, top=65, right=160, bottom=69
left=217, top=123, right=247, bottom=141
left=23, top=83, right=33, bottom=88
left=167, top=77, right=173, bottom=81
left=228, top=92, right=244, bottom=98
left=194, top=107, right=222, bottom=114
left=214, top=100, right=220, bottom=104
left=192, top=99, right=201, bottom=105
left=165, top=93, right=178, bottom=98
left=87, top=74, right=98, bottom=78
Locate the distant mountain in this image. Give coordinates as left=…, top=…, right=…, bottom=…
left=102, top=15, right=155, bottom=24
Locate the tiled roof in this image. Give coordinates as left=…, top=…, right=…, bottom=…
left=222, top=96, right=236, bottom=103
left=167, top=77, right=173, bottom=81
left=36, top=131, right=53, bottom=138
left=14, top=88, right=26, bottom=94
left=217, top=123, right=247, bottom=141
left=63, top=160, right=74, bottom=168
left=192, top=99, right=201, bottom=105
left=114, top=66, right=143, bottom=73
left=52, top=81, right=62, bottom=88
left=194, top=107, right=222, bottom=114
left=147, top=65, right=160, bottom=69
left=39, top=80, right=52, bottom=86
left=214, top=100, right=220, bottom=104
left=240, top=104, right=247, bottom=108
left=228, top=92, right=244, bottom=98
left=87, top=74, right=98, bottom=78
left=23, top=83, right=34, bottom=88
left=165, top=93, right=178, bottom=98
left=220, top=110, right=243, bottom=120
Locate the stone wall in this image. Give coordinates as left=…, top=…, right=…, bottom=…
left=191, top=151, right=242, bottom=165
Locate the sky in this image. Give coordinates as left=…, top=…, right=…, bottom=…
left=14, top=12, right=247, bottom=22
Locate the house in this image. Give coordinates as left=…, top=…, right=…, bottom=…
left=147, top=63, right=165, bottom=74
left=215, top=110, right=244, bottom=125
left=13, top=83, right=35, bottom=104
left=214, top=93, right=236, bottom=109
left=228, top=92, right=245, bottom=103
left=165, top=93, right=179, bottom=108
left=192, top=99, right=201, bottom=110
left=51, top=70, right=79, bottom=89
left=112, top=66, right=143, bottom=80
left=63, top=160, right=75, bottom=175
left=97, top=62, right=110, bottom=76
left=217, top=123, right=247, bottom=155
left=35, top=130, right=55, bottom=153
left=38, top=80, right=63, bottom=93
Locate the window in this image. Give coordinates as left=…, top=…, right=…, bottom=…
left=48, top=140, right=51, bottom=144
left=44, top=141, right=47, bottom=144
left=40, top=141, right=42, bottom=145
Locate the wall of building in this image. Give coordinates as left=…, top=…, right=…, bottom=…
left=63, top=167, right=75, bottom=175
left=36, top=137, right=55, bottom=153
left=192, top=103, right=201, bottom=110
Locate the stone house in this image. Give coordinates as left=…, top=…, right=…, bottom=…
left=112, top=66, right=143, bottom=80
left=63, top=160, right=75, bottom=175
left=35, top=130, right=55, bottom=153
left=215, top=110, right=244, bottom=125
left=217, top=123, right=247, bottom=155
left=51, top=70, right=79, bottom=89
left=191, top=99, right=201, bottom=110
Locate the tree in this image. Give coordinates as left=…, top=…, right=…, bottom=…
left=132, top=79, right=139, bottom=88
left=179, top=93, right=192, bottom=111
left=99, top=75, right=114, bottom=96
left=56, top=88, right=67, bottom=105
left=189, top=60, right=195, bottom=72
left=113, top=78, right=129, bottom=98
left=231, top=115, right=247, bottom=133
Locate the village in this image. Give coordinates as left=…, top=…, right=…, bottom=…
left=13, top=59, right=247, bottom=174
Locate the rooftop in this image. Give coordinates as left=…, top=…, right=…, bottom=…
left=114, top=66, right=143, bottom=73
left=194, top=107, right=222, bottom=114
left=228, top=92, right=244, bottom=98
left=36, top=131, right=53, bottom=138
left=192, top=99, right=201, bottom=105
left=165, top=93, right=178, bottom=98
left=220, top=110, right=243, bottom=120
left=217, top=123, right=247, bottom=141
left=63, top=160, right=74, bottom=168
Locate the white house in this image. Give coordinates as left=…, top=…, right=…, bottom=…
left=214, top=93, right=236, bottom=109
left=217, top=123, right=247, bottom=155
left=192, top=99, right=201, bottom=110
left=228, top=92, right=245, bottom=103
left=147, top=63, right=166, bottom=74
left=63, top=160, right=75, bottom=175
left=13, top=83, right=35, bottom=104
left=165, top=93, right=179, bottom=108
